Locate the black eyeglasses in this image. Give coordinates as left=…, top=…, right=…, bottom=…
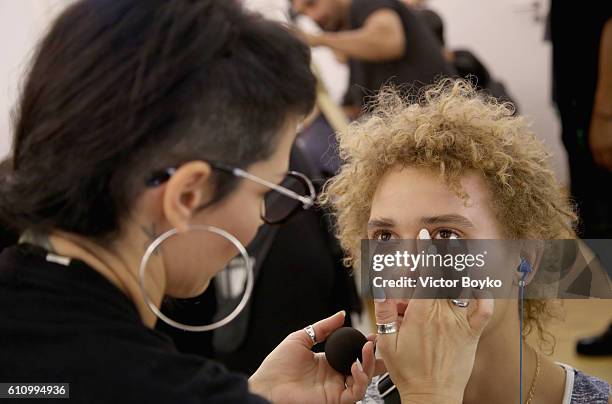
left=146, top=161, right=316, bottom=225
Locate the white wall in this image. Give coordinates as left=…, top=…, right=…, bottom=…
left=429, top=0, right=568, bottom=185
left=0, top=0, right=70, bottom=160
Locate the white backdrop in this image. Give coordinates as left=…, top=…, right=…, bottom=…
left=0, top=0, right=70, bottom=160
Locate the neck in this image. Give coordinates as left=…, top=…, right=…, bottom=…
left=44, top=229, right=166, bottom=328
left=463, top=306, right=566, bottom=404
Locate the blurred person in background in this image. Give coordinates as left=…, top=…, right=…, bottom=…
left=417, top=8, right=518, bottom=111
left=549, top=1, right=612, bottom=358
left=549, top=2, right=612, bottom=238
left=290, top=0, right=455, bottom=118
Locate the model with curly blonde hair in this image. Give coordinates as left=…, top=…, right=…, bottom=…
left=321, top=79, right=611, bottom=403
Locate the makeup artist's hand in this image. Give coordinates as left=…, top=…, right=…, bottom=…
left=249, top=311, right=379, bottom=404
left=374, top=230, right=494, bottom=404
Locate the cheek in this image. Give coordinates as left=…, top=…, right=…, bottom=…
left=224, top=194, right=263, bottom=247
left=164, top=193, right=263, bottom=297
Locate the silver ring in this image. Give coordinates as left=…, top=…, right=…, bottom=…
left=451, top=299, right=470, bottom=308
left=376, top=322, right=398, bottom=334
left=304, top=324, right=317, bottom=344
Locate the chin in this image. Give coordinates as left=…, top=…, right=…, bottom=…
left=191, top=279, right=211, bottom=297
left=168, top=279, right=211, bottom=299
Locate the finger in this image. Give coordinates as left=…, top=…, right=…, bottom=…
left=289, top=310, right=346, bottom=348
left=467, top=293, right=494, bottom=334
left=345, top=358, right=369, bottom=403
left=361, top=341, right=376, bottom=378
left=412, top=229, right=437, bottom=300
left=374, top=299, right=398, bottom=344
left=374, top=358, right=387, bottom=376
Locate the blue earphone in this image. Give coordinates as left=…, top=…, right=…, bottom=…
left=518, top=257, right=532, bottom=403
left=518, top=257, right=532, bottom=288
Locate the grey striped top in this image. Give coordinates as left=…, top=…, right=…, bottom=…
left=362, top=364, right=611, bottom=403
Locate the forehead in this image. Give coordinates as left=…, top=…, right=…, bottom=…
left=370, top=166, right=494, bottom=224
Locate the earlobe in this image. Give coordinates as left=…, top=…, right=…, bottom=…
left=161, top=161, right=212, bottom=231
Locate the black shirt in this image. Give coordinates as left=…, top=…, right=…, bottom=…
left=550, top=1, right=612, bottom=119
left=0, top=244, right=269, bottom=403
left=344, top=0, right=456, bottom=108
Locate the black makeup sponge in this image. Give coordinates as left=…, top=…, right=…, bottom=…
left=324, top=327, right=368, bottom=376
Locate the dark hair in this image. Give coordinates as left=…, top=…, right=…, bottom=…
left=0, top=0, right=316, bottom=239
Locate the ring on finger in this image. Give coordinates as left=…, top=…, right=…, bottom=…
left=376, top=322, right=398, bottom=334
left=304, top=324, right=317, bottom=344
left=451, top=299, right=470, bottom=308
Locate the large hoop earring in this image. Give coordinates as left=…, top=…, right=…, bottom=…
left=138, top=225, right=254, bottom=332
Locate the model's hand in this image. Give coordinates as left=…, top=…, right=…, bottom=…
left=374, top=230, right=494, bottom=404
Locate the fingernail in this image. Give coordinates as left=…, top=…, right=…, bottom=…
left=374, top=298, right=386, bottom=303
left=355, top=358, right=363, bottom=372
left=337, top=310, right=346, bottom=318
left=418, top=229, right=431, bottom=239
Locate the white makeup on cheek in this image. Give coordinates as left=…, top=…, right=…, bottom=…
left=418, top=228, right=431, bottom=239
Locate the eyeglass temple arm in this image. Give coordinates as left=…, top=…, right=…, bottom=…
left=232, top=168, right=315, bottom=208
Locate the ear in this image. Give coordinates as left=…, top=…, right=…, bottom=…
left=517, top=240, right=545, bottom=285
left=161, top=161, right=213, bottom=232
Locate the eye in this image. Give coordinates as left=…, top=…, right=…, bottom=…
left=432, top=229, right=460, bottom=239
left=371, top=230, right=397, bottom=241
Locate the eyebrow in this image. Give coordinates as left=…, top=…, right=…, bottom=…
left=367, top=214, right=474, bottom=230
left=420, top=214, right=474, bottom=228
left=367, top=218, right=397, bottom=229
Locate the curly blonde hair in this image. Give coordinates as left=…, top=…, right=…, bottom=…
left=320, top=78, right=576, bottom=349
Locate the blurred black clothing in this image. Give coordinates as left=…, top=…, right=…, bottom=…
left=577, top=323, right=612, bottom=356
left=0, top=244, right=267, bottom=404
left=344, top=0, right=455, bottom=109
left=158, top=145, right=361, bottom=375
left=296, top=114, right=341, bottom=177
left=550, top=2, right=612, bottom=237
left=451, top=49, right=518, bottom=111
left=0, top=225, right=17, bottom=254
left=416, top=8, right=518, bottom=110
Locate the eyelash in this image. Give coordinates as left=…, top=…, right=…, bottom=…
left=371, top=228, right=461, bottom=241
left=371, top=229, right=396, bottom=241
